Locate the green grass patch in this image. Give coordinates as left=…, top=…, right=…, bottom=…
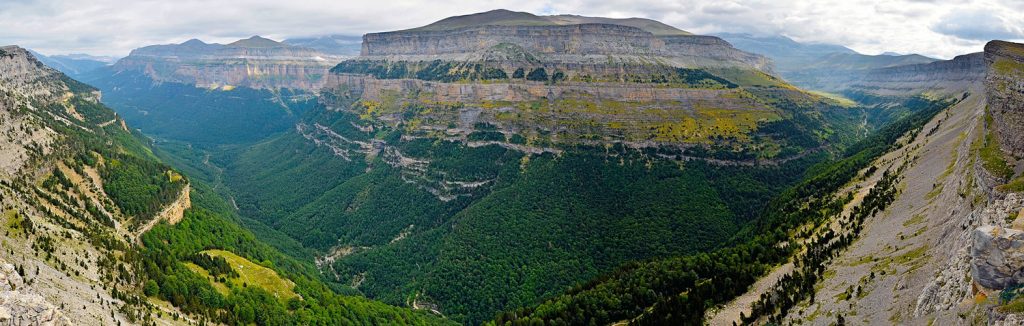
left=993, top=58, right=1024, bottom=76
left=869, top=245, right=930, bottom=274
left=201, top=249, right=298, bottom=301
left=4, top=210, right=27, bottom=237
left=999, top=297, right=1024, bottom=313
left=183, top=262, right=231, bottom=295
left=998, top=176, right=1024, bottom=193
left=903, top=214, right=925, bottom=227
left=980, top=110, right=1014, bottom=180
left=926, top=184, right=944, bottom=200
left=807, top=90, right=857, bottom=107
left=850, top=255, right=876, bottom=267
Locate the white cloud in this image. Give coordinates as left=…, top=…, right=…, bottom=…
left=0, top=0, right=1021, bottom=59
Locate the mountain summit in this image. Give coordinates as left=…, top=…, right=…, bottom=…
left=227, top=35, right=286, bottom=48
left=405, top=9, right=692, bottom=36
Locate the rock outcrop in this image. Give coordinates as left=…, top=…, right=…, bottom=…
left=972, top=224, right=1024, bottom=290
left=0, top=262, right=71, bottom=325
left=109, top=36, right=344, bottom=91
left=968, top=40, right=1024, bottom=294
left=985, top=40, right=1024, bottom=158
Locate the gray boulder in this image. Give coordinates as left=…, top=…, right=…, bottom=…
left=972, top=225, right=1024, bottom=290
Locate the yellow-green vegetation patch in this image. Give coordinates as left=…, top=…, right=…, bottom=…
left=993, top=58, right=1024, bottom=76
left=903, top=214, right=925, bottom=227
left=926, top=184, right=944, bottom=201
left=183, top=262, right=231, bottom=295
left=999, top=297, right=1024, bottom=313
left=4, top=210, right=26, bottom=236
left=823, top=269, right=836, bottom=280
left=805, top=304, right=822, bottom=322
left=911, top=226, right=928, bottom=238
left=849, top=254, right=876, bottom=267
left=706, top=68, right=791, bottom=88
left=979, top=109, right=1014, bottom=179
left=464, top=95, right=780, bottom=144
left=834, top=288, right=852, bottom=301
left=999, top=176, right=1024, bottom=193
left=166, top=170, right=183, bottom=183
left=807, top=90, right=857, bottom=107
left=868, top=245, right=931, bottom=275
left=201, top=249, right=298, bottom=301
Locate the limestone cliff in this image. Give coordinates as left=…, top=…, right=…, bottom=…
left=803, top=52, right=986, bottom=101
left=109, top=36, right=344, bottom=91
left=985, top=40, right=1024, bottom=158
left=360, top=10, right=768, bottom=71
left=322, top=10, right=834, bottom=162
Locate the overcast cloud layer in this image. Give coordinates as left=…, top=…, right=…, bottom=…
left=2, top=0, right=1022, bottom=59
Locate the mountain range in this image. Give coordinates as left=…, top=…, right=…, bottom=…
left=27, top=50, right=114, bottom=80
left=3, top=7, right=1024, bottom=326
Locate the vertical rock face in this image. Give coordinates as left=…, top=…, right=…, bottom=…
left=109, top=36, right=345, bottom=91
left=985, top=40, right=1024, bottom=158
left=968, top=40, right=1024, bottom=294
left=787, top=51, right=986, bottom=100
left=363, top=24, right=661, bottom=56
left=356, top=9, right=769, bottom=70
left=972, top=225, right=1024, bottom=290
left=0, top=45, right=76, bottom=100
left=321, top=10, right=823, bottom=154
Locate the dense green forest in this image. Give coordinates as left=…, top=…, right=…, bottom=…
left=331, top=60, right=738, bottom=87
left=489, top=96, right=953, bottom=325
left=194, top=96, right=862, bottom=323
left=138, top=183, right=454, bottom=325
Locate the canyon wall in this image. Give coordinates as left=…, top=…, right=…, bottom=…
left=359, top=24, right=769, bottom=70
left=804, top=51, right=987, bottom=100
left=110, top=37, right=344, bottom=91
left=985, top=40, right=1024, bottom=158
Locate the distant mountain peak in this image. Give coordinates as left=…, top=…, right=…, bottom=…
left=181, top=38, right=208, bottom=46
left=228, top=35, right=285, bottom=48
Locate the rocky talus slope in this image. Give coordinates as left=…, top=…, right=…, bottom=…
left=0, top=46, right=190, bottom=325
left=108, top=36, right=344, bottom=91
left=784, top=87, right=987, bottom=325
left=702, top=40, right=1024, bottom=326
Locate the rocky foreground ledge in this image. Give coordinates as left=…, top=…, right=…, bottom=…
left=973, top=223, right=1024, bottom=291
left=0, top=262, right=71, bottom=325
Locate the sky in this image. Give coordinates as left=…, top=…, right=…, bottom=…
left=1, top=0, right=1022, bottom=59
